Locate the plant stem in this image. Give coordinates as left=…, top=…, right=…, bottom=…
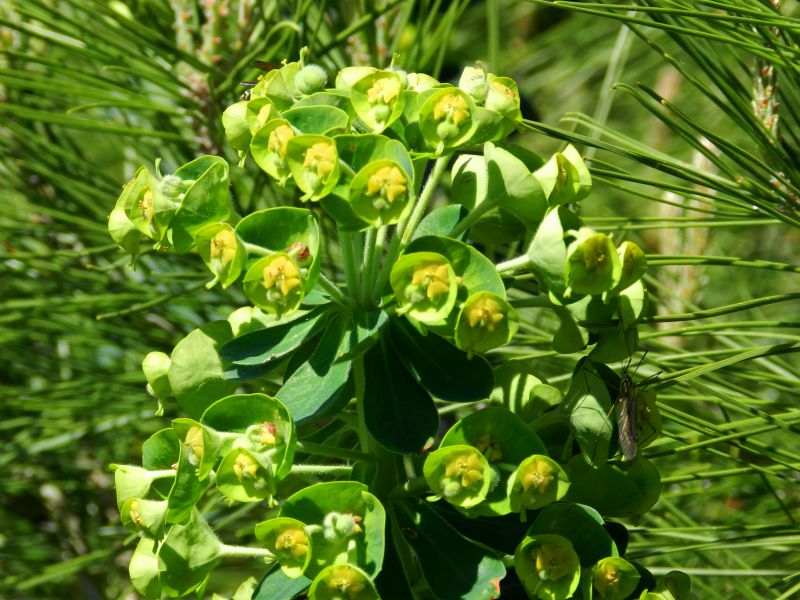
left=360, top=227, right=377, bottom=306
left=338, top=229, right=359, bottom=301
left=291, top=464, right=354, bottom=476
left=372, top=156, right=450, bottom=300
left=295, top=441, right=375, bottom=463
left=317, top=272, right=352, bottom=307
left=366, top=225, right=388, bottom=304
left=219, top=544, right=276, bottom=561
left=495, top=254, right=532, bottom=274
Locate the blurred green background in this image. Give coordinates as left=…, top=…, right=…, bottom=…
left=2, top=1, right=799, bottom=598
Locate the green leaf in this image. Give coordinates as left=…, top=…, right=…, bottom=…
left=129, top=537, right=161, bottom=600
left=389, top=317, right=493, bottom=402
left=165, top=442, right=211, bottom=525
left=220, top=307, right=330, bottom=366
left=280, top=481, right=385, bottom=579
left=529, top=502, right=617, bottom=566
left=392, top=496, right=506, bottom=600
left=142, top=428, right=179, bottom=471
left=573, top=453, right=662, bottom=517
left=276, top=313, right=352, bottom=423
left=157, top=511, right=221, bottom=597
left=413, top=204, right=468, bottom=240
left=484, top=142, right=547, bottom=228
left=168, top=321, right=238, bottom=419
left=527, top=207, right=581, bottom=300
left=341, top=308, right=389, bottom=361
left=362, top=335, right=439, bottom=454
left=561, top=359, right=614, bottom=467
left=253, top=567, right=310, bottom=600
left=283, top=105, right=350, bottom=136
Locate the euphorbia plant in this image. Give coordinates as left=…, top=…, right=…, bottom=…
left=109, top=52, right=695, bottom=599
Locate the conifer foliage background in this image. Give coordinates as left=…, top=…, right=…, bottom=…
left=1, top=1, right=798, bottom=598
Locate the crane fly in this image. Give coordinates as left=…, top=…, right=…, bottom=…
left=614, top=353, right=661, bottom=462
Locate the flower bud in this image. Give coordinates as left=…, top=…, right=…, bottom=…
left=142, top=351, right=172, bottom=400
left=294, top=64, right=328, bottom=95
left=322, top=511, right=363, bottom=541
left=459, top=65, right=490, bottom=104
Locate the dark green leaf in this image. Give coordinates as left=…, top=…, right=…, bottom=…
left=389, top=318, right=493, bottom=402
left=363, top=335, right=439, bottom=454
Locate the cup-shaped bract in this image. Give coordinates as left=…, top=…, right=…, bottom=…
left=616, top=240, right=647, bottom=292
left=390, top=252, right=458, bottom=325
left=251, top=119, right=296, bottom=185
left=455, top=291, right=519, bottom=354
left=485, top=75, right=522, bottom=121
left=351, top=70, right=405, bottom=133
left=420, top=87, right=478, bottom=154
left=243, top=253, right=305, bottom=317
left=564, top=231, right=622, bottom=297
left=111, top=464, right=156, bottom=510
left=508, top=454, right=570, bottom=512
left=118, top=166, right=161, bottom=240
left=350, top=159, right=413, bottom=226
left=515, top=534, right=581, bottom=600
left=255, top=517, right=312, bottom=578
left=121, top=497, right=168, bottom=539
left=129, top=537, right=161, bottom=599
left=171, top=419, right=224, bottom=480
left=406, top=72, right=440, bottom=92
left=216, top=447, right=276, bottom=503
left=308, top=563, right=379, bottom=600
left=592, top=557, right=641, bottom=600
left=335, top=66, right=378, bottom=90
left=423, top=444, right=493, bottom=508
left=195, top=223, right=246, bottom=289
left=201, top=392, right=297, bottom=480
left=222, top=100, right=251, bottom=152
left=142, top=351, right=172, bottom=400
left=286, top=134, right=340, bottom=200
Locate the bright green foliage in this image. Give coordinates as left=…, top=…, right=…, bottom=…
left=105, top=53, right=686, bottom=599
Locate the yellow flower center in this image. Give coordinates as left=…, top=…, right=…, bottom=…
left=129, top=500, right=143, bottom=526
left=138, top=189, right=154, bottom=222
left=433, top=93, right=470, bottom=125
left=184, top=426, right=204, bottom=463
left=594, top=563, right=621, bottom=596
left=366, top=165, right=407, bottom=205
left=475, top=433, right=503, bottom=462
left=367, top=76, right=401, bottom=104
left=268, top=124, right=294, bottom=158
left=275, top=526, right=309, bottom=560
left=444, top=451, right=485, bottom=489
left=233, top=453, right=260, bottom=481
left=491, top=80, right=516, bottom=103
left=210, top=229, right=238, bottom=267
left=324, top=566, right=367, bottom=599
left=262, top=255, right=302, bottom=297
left=303, top=142, right=336, bottom=179
left=521, top=459, right=554, bottom=494
left=466, top=297, right=505, bottom=331
left=411, top=262, right=451, bottom=300
left=259, top=421, right=279, bottom=446
left=533, top=540, right=572, bottom=582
